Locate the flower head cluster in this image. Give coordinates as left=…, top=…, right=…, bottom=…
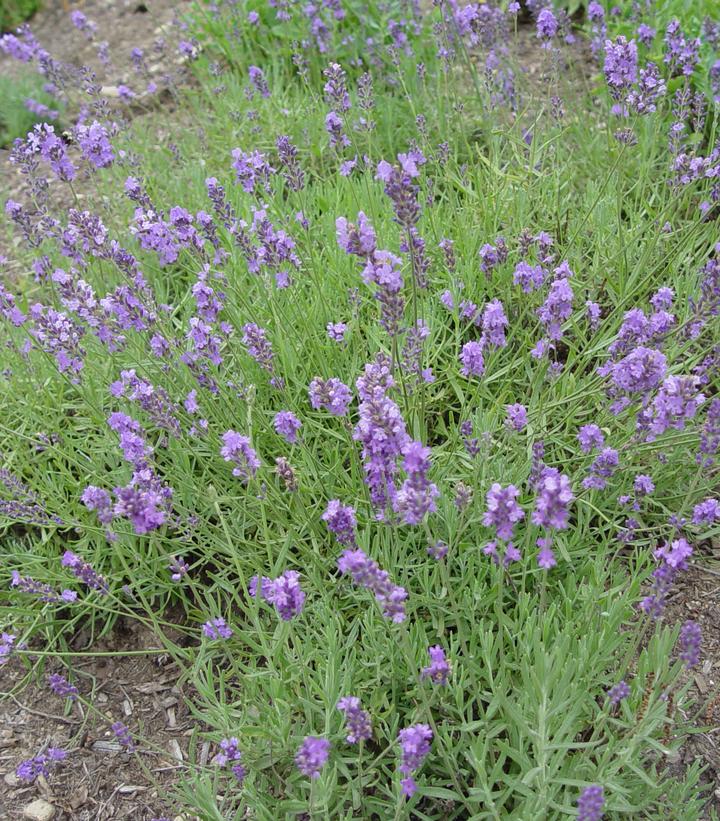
left=536, top=8, right=558, bottom=41
left=336, top=212, right=376, bottom=257
left=231, top=148, right=274, bottom=195
left=460, top=340, right=485, bottom=378
left=420, top=645, right=450, bottom=685
left=354, top=359, right=410, bottom=514
left=11, top=571, right=77, bottom=605
left=607, top=680, right=630, bottom=705
left=241, top=323, right=278, bottom=381
left=337, top=696, right=372, bottom=743
left=322, top=500, right=357, bottom=547
left=397, top=724, right=432, bottom=797
left=484, top=483, right=525, bottom=544
left=514, top=261, right=545, bottom=293
left=505, top=404, right=528, bottom=432
left=532, top=468, right=573, bottom=531
left=604, top=37, right=638, bottom=100
left=482, top=299, right=508, bottom=347
left=583, top=448, right=620, bottom=491
left=75, top=121, right=114, bottom=168
left=214, top=737, right=246, bottom=784
left=376, top=150, right=424, bottom=232
left=653, top=537, right=693, bottom=569
left=111, top=721, right=135, bottom=751
left=29, top=303, right=85, bottom=377
left=394, top=441, right=439, bottom=525
left=643, top=376, right=705, bottom=441
left=338, top=548, right=407, bottom=622
left=250, top=570, right=305, bottom=620
left=16, top=747, right=67, bottom=782
left=62, top=550, right=109, bottom=594
left=678, top=620, right=702, bottom=668
left=273, top=410, right=302, bottom=444
left=202, top=616, right=233, bottom=640
left=537, top=276, right=573, bottom=340
left=295, top=736, right=330, bottom=779
left=693, top=498, right=720, bottom=526
left=48, top=673, right=79, bottom=701
left=309, top=376, right=352, bottom=416
left=361, top=250, right=405, bottom=336
left=577, top=784, right=605, bottom=821
left=23, top=123, right=76, bottom=181
left=220, top=431, right=260, bottom=482
left=577, top=424, right=604, bottom=454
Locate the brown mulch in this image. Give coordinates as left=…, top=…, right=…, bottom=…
left=661, top=562, right=720, bottom=819
left=0, top=608, right=207, bottom=820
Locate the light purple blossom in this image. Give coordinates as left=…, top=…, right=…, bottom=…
left=62, top=550, right=108, bottom=594
left=327, top=321, right=348, bottom=342
left=338, top=548, right=407, bottom=622
left=484, top=483, right=525, bottom=542
left=322, top=500, right=357, bottom=547
left=397, top=723, right=432, bottom=798
left=577, top=424, right=604, bottom=453
left=202, top=617, right=233, bottom=640
left=48, top=673, right=79, bottom=701
left=354, top=359, right=409, bottom=514
left=295, top=736, right=330, bottom=779
left=337, top=696, right=372, bottom=743
left=607, top=680, right=630, bottom=705
left=250, top=570, right=305, bottom=620
left=220, top=431, right=260, bottom=482
left=420, top=645, right=450, bottom=685
left=16, top=747, right=66, bottom=782
left=460, top=341, right=485, bottom=378
left=532, top=468, right=574, bottom=531
left=577, top=784, right=605, bottom=821
left=505, top=404, right=528, bottom=431
left=678, top=620, right=702, bottom=668
left=693, top=498, right=720, bottom=525
left=394, top=441, right=439, bottom=525
left=273, top=411, right=302, bottom=444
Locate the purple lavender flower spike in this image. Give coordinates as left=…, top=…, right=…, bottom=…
left=394, top=441, right=439, bottom=525
left=48, top=673, right=79, bottom=701
left=16, top=747, right=67, bottom=783
left=260, top=570, right=305, bottom=621
left=322, top=500, right=357, bottom=547
left=337, top=549, right=407, bottom=622
left=505, top=404, right=528, bottom=431
left=62, top=550, right=109, bottom=594
left=460, top=341, right=485, bottom=378
left=484, top=483, right=524, bottom=543
left=309, top=377, right=352, bottom=416
left=220, top=431, right=260, bottom=482
left=577, top=784, right=605, bottom=821
left=112, top=721, right=135, bottom=751
left=678, top=621, right=701, bottom=668
left=607, top=680, right=630, bottom=705
left=273, top=411, right=302, bottom=444
left=397, top=723, right=432, bottom=798
left=295, top=736, right=330, bottom=779
left=337, top=696, right=372, bottom=743
left=420, top=645, right=450, bottom=685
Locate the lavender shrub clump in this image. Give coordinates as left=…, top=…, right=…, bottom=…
left=2, top=2, right=720, bottom=818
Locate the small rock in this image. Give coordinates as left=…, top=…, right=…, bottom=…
left=23, top=800, right=56, bottom=821
left=4, top=771, right=20, bottom=787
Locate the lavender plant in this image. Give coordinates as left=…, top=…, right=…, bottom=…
left=1, top=0, right=719, bottom=818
